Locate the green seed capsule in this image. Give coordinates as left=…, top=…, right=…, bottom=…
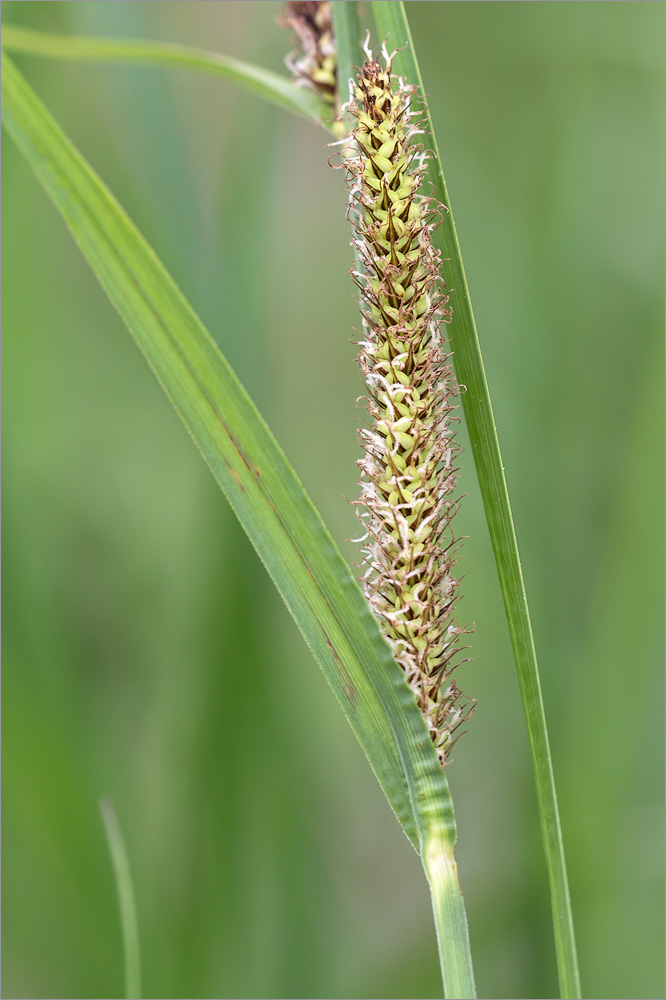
left=372, top=154, right=394, bottom=174
left=377, top=138, right=397, bottom=158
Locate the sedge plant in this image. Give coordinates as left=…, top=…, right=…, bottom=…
left=1, top=3, right=586, bottom=998
left=344, top=42, right=476, bottom=764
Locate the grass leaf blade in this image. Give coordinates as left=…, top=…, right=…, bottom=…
left=99, top=798, right=142, bottom=1000
left=2, top=48, right=477, bottom=998
left=0, top=46, right=416, bottom=845
left=2, top=62, right=477, bottom=991
left=1, top=24, right=332, bottom=127
left=370, top=4, right=581, bottom=997
left=330, top=0, right=361, bottom=123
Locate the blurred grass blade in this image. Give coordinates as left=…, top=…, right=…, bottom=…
left=2, top=53, right=476, bottom=996
left=1, top=24, right=332, bottom=127
left=0, top=41, right=417, bottom=847
left=370, top=3, right=581, bottom=997
left=331, top=0, right=361, bottom=123
left=99, top=798, right=141, bottom=1000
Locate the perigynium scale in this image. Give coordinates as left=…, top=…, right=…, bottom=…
left=345, top=44, right=475, bottom=766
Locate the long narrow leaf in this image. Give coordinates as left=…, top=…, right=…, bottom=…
left=99, top=798, right=142, bottom=1000
left=370, top=4, right=581, bottom=998
left=1, top=24, right=332, bottom=127
left=1, top=54, right=477, bottom=997
left=0, top=43, right=415, bottom=844
left=330, top=0, right=361, bottom=123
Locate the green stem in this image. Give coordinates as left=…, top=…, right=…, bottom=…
left=100, top=798, right=142, bottom=1000
left=423, top=831, right=476, bottom=999
left=330, top=0, right=361, bottom=127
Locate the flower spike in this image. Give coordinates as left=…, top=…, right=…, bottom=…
left=344, top=49, right=474, bottom=766
left=279, top=1, right=337, bottom=108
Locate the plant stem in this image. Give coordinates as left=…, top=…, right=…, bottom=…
left=99, top=798, right=142, bottom=1000
left=330, top=0, right=361, bottom=122
left=423, top=831, right=476, bottom=999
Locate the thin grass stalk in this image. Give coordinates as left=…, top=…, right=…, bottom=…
left=330, top=0, right=361, bottom=128
left=370, top=4, right=581, bottom=997
left=99, top=798, right=141, bottom=1000
left=0, top=24, right=331, bottom=127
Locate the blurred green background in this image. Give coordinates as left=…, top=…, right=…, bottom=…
left=2, top=3, right=663, bottom=998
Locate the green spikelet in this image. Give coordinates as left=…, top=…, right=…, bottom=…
left=346, top=46, right=474, bottom=766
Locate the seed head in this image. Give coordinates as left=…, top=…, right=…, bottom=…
left=279, top=1, right=337, bottom=108
left=344, top=47, right=474, bottom=765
